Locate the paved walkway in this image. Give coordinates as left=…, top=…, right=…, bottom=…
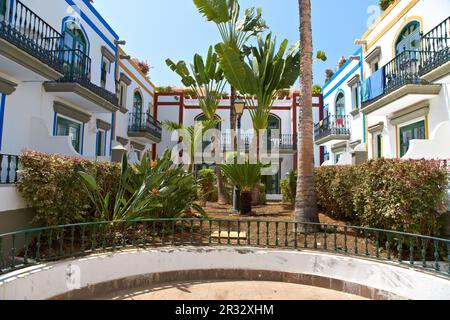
left=97, top=281, right=367, bottom=300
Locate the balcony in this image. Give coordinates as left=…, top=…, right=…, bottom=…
left=420, top=16, right=450, bottom=80
left=0, top=0, right=63, bottom=80
left=361, top=50, right=441, bottom=116
left=128, top=112, right=162, bottom=144
left=314, top=115, right=350, bottom=146
left=221, top=133, right=297, bottom=153
left=44, top=49, right=119, bottom=113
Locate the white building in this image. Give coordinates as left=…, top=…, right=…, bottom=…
left=317, top=0, right=450, bottom=164
left=360, top=0, right=449, bottom=161
left=0, top=0, right=160, bottom=233
left=316, top=48, right=366, bottom=165
left=154, top=91, right=322, bottom=198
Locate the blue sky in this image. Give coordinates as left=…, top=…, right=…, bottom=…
left=94, top=0, right=380, bottom=88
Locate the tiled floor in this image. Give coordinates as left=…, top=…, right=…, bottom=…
left=97, top=281, right=367, bottom=300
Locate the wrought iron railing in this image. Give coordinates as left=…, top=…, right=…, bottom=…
left=221, top=133, right=297, bottom=151
left=53, top=48, right=119, bottom=107
left=0, top=0, right=63, bottom=72
left=421, top=16, right=450, bottom=75
left=128, top=112, right=162, bottom=141
left=0, top=219, right=448, bottom=277
left=362, top=50, right=428, bottom=106
left=314, top=115, right=350, bottom=142
left=0, top=154, right=19, bottom=184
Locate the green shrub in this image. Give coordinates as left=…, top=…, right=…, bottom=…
left=281, top=171, right=297, bottom=206
left=17, top=150, right=120, bottom=226
left=79, top=150, right=205, bottom=221
left=197, top=168, right=217, bottom=203
left=315, top=165, right=359, bottom=221
left=315, top=159, right=448, bottom=236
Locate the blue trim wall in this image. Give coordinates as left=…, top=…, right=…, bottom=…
left=323, top=48, right=363, bottom=93
left=80, top=0, right=119, bottom=40
left=64, top=0, right=118, bottom=51
left=0, top=94, right=6, bottom=150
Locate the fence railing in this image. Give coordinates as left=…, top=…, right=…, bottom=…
left=54, top=48, right=119, bottom=107
left=0, top=0, right=63, bottom=72
left=421, top=16, right=450, bottom=75
left=0, top=219, right=448, bottom=278
left=314, top=115, right=350, bottom=142
left=0, top=154, right=19, bottom=184
left=128, top=112, right=162, bottom=141
left=221, top=133, right=297, bottom=151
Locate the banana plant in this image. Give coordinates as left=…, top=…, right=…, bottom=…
left=166, top=47, right=229, bottom=203
left=166, top=46, right=226, bottom=120
left=193, top=0, right=268, bottom=151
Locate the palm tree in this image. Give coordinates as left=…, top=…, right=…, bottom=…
left=192, top=0, right=267, bottom=151
left=295, top=0, right=320, bottom=225
left=166, top=47, right=229, bottom=204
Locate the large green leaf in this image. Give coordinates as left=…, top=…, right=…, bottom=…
left=193, top=0, right=231, bottom=23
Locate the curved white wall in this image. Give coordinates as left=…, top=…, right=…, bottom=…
left=1, top=247, right=449, bottom=300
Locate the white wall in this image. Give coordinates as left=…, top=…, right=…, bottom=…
left=1, top=247, right=449, bottom=300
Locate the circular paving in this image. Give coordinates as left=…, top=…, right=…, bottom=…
left=97, top=281, right=368, bottom=300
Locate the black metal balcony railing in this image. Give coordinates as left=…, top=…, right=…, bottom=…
left=421, top=16, right=450, bottom=75
left=53, top=48, right=119, bottom=107
left=0, top=154, right=19, bottom=184
left=221, top=133, right=297, bottom=151
left=128, top=112, right=162, bottom=140
left=314, top=115, right=351, bottom=142
left=0, top=0, right=63, bottom=72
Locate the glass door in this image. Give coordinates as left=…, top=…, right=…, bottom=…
left=56, top=117, right=82, bottom=153
left=399, top=120, right=426, bottom=157
left=63, top=24, right=87, bottom=78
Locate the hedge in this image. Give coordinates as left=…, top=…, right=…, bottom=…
left=282, top=159, right=448, bottom=235
left=17, top=150, right=120, bottom=226
left=315, top=159, right=448, bottom=236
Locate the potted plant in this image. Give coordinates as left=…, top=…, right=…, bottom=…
left=220, top=161, right=266, bottom=215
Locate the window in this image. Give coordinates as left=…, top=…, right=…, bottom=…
left=395, top=21, right=421, bottom=55
left=373, top=133, right=383, bottom=159
left=119, top=83, right=127, bottom=108
left=372, top=61, right=379, bottom=72
left=100, top=58, right=109, bottom=88
left=399, top=120, right=426, bottom=157
left=335, top=153, right=343, bottom=165
left=96, top=130, right=106, bottom=157
left=351, top=85, right=360, bottom=110
left=56, top=116, right=82, bottom=153
left=335, top=92, right=345, bottom=117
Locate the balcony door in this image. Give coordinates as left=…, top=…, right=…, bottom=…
left=132, top=92, right=143, bottom=127
left=335, top=93, right=346, bottom=130
left=63, top=23, right=88, bottom=78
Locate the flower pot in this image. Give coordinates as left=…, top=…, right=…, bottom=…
left=240, top=191, right=253, bottom=215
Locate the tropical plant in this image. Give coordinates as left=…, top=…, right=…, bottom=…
left=295, top=0, right=320, bottom=226
left=197, top=168, right=217, bottom=205
left=166, top=47, right=229, bottom=204
left=157, top=86, right=174, bottom=93
left=78, top=151, right=205, bottom=221
left=220, top=161, right=266, bottom=214
left=193, top=0, right=268, bottom=150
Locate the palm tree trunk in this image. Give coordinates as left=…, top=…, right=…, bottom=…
left=230, top=86, right=237, bottom=152
left=252, top=130, right=261, bottom=205
left=214, top=130, right=228, bottom=204
left=295, top=0, right=319, bottom=226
